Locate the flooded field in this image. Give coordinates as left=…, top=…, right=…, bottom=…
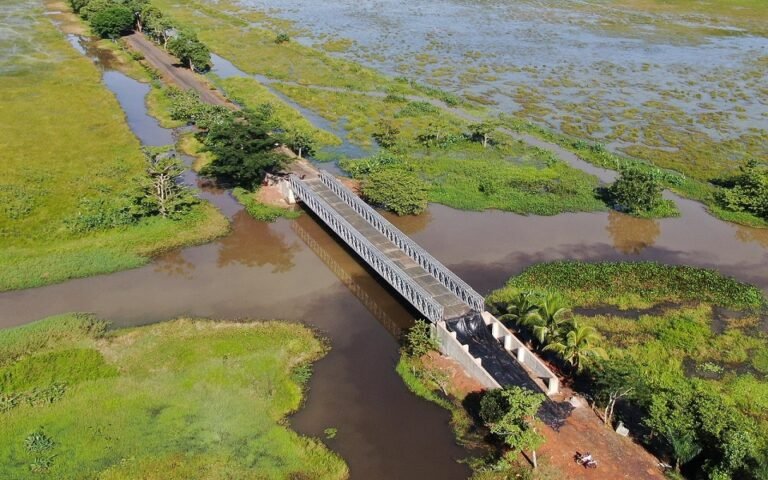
left=240, top=0, right=768, bottom=176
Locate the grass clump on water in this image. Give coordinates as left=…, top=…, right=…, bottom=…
left=491, top=260, right=766, bottom=311
left=0, top=314, right=348, bottom=479
left=232, top=187, right=301, bottom=222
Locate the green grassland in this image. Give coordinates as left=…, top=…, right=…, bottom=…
left=0, top=314, right=348, bottom=479
left=151, top=0, right=767, bottom=227
left=153, top=0, right=421, bottom=94
left=488, top=261, right=768, bottom=456
left=593, top=0, right=768, bottom=37
left=216, top=76, right=342, bottom=148
left=410, top=142, right=606, bottom=214
left=0, top=1, right=228, bottom=291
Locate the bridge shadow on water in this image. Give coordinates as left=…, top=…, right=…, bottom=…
left=299, top=202, right=574, bottom=430
left=447, top=314, right=574, bottom=431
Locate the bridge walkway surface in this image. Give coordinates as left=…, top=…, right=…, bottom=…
left=302, top=177, right=472, bottom=320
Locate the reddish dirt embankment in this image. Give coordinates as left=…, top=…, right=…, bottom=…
left=427, top=353, right=664, bottom=479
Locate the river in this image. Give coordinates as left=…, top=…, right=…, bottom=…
left=3, top=8, right=768, bottom=480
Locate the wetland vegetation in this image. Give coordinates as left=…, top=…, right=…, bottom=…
left=0, top=0, right=227, bottom=292
left=0, top=314, right=347, bottom=478
left=211, top=0, right=766, bottom=226
left=488, top=262, right=768, bottom=478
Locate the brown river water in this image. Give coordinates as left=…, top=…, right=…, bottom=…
left=3, top=19, right=768, bottom=480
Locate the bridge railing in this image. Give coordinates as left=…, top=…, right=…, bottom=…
left=290, top=175, right=445, bottom=323
left=318, top=171, right=485, bottom=312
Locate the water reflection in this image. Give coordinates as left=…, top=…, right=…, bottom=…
left=217, top=211, right=300, bottom=272
left=292, top=213, right=415, bottom=337
left=605, top=211, right=660, bottom=254
left=382, top=208, right=433, bottom=235
left=153, top=250, right=196, bottom=278
left=736, top=225, right=768, bottom=248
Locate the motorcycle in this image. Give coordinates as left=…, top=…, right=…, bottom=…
left=574, top=452, right=598, bottom=469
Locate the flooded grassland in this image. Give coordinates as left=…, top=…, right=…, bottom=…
left=238, top=0, right=768, bottom=181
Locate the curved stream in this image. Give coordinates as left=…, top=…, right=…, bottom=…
left=3, top=13, right=768, bottom=480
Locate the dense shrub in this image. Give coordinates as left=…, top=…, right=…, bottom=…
left=716, top=159, right=768, bottom=220
left=274, top=32, right=290, bottom=44
left=339, top=151, right=404, bottom=178
left=167, top=30, right=211, bottom=72
left=89, top=5, right=134, bottom=38
left=607, top=164, right=665, bottom=215
left=165, top=88, right=231, bottom=127
left=394, top=101, right=440, bottom=118
left=361, top=168, right=429, bottom=216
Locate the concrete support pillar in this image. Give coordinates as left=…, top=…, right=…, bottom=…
left=474, top=357, right=483, bottom=367
left=517, top=347, right=526, bottom=363
left=547, top=376, right=559, bottom=395
left=504, top=335, right=513, bottom=351
left=491, top=322, right=501, bottom=338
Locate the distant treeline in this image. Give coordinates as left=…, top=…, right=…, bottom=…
left=68, top=0, right=211, bottom=71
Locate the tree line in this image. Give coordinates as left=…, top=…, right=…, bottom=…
left=68, top=0, right=211, bottom=71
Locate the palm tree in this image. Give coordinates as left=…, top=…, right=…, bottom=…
left=529, top=292, right=572, bottom=346
left=543, top=321, right=607, bottom=372
left=497, top=292, right=541, bottom=327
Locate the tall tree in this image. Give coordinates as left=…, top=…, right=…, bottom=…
left=481, top=387, right=546, bottom=469
left=284, top=129, right=315, bottom=159
left=200, top=111, right=286, bottom=188
left=468, top=120, right=498, bottom=148
left=372, top=120, right=400, bottom=149
left=519, top=292, right=571, bottom=346
left=139, top=149, right=198, bottom=218
left=89, top=5, right=135, bottom=38
left=497, top=292, right=541, bottom=328
left=645, top=385, right=700, bottom=472
left=592, top=357, right=639, bottom=427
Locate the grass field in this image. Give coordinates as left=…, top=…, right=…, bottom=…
left=0, top=1, right=228, bottom=291
left=216, top=76, right=342, bottom=148
left=0, top=314, right=348, bottom=479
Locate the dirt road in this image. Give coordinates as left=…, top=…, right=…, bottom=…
left=123, top=32, right=229, bottom=106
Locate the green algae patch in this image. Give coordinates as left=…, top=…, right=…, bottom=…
left=0, top=314, right=348, bottom=479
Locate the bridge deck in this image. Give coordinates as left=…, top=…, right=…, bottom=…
left=303, top=177, right=471, bottom=320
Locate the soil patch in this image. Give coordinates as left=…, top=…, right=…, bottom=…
left=538, top=389, right=664, bottom=479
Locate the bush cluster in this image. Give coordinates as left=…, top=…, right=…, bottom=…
left=361, top=168, right=429, bottom=216
left=716, top=159, right=768, bottom=220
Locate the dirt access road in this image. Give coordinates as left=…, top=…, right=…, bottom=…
left=123, top=32, right=229, bottom=106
